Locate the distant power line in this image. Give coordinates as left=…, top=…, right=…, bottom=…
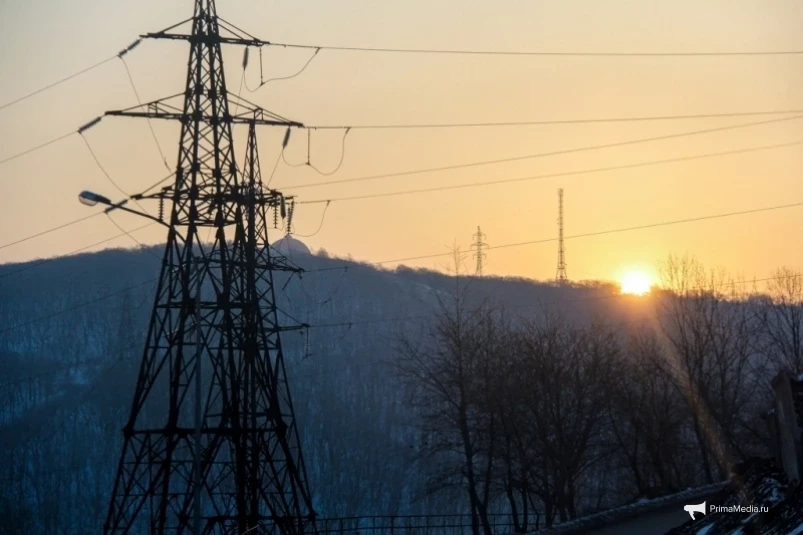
left=267, top=41, right=803, bottom=58
left=1, top=198, right=800, bottom=336
left=305, top=109, right=803, bottom=131
left=296, top=140, right=803, bottom=203
left=282, top=115, right=803, bottom=191
left=367, top=200, right=803, bottom=266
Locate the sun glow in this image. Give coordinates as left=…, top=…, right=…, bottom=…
left=620, top=270, right=653, bottom=296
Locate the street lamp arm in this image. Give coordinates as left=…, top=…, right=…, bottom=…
left=104, top=199, right=171, bottom=228
left=79, top=190, right=170, bottom=229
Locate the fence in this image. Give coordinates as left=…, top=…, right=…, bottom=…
left=314, top=514, right=539, bottom=535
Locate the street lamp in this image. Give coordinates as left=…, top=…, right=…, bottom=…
left=77, top=189, right=169, bottom=228
left=78, top=190, right=111, bottom=207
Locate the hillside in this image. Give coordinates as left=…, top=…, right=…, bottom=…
left=0, top=242, right=682, bottom=533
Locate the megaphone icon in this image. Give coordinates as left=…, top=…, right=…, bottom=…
left=684, top=501, right=707, bottom=520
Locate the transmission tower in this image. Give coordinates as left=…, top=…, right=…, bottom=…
left=471, top=226, right=488, bottom=276
left=556, top=189, right=568, bottom=284
left=100, top=2, right=316, bottom=533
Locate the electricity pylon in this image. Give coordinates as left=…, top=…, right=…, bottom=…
left=471, top=226, right=488, bottom=276
left=556, top=189, right=567, bottom=284
left=99, top=1, right=316, bottom=533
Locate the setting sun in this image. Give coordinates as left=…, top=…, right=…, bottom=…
left=620, top=270, right=653, bottom=296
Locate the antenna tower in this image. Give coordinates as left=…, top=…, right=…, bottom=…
left=556, top=189, right=568, bottom=284
left=101, top=1, right=316, bottom=533
left=471, top=226, right=488, bottom=276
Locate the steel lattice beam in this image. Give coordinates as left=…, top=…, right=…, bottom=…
left=102, top=1, right=317, bottom=533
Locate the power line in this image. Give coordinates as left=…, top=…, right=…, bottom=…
left=118, top=56, right=171, bottom=171
left=104, top=214, right=162, bottom=260
left=296, top=140, right=803, bottom=203
left=366, top=200, right=803, bottom=266
left=268, top=41, right=803, bottom=58
left=282, top=115, right=803, bottom=191
left=0, top=39, right=141, bottom=113
left=81, top=134, right=133, bottom=199
left=0, top=57, right=116, bottom=112
left=0, top=131, right=76, bottom=167
left=0, top=221, right=156, bottom=279
left=245, top=46, right=320, bottom=91
left=0, top=115, right=102, bottom=169
left=0, top=277, right=158, bottom=336
left=3, top=200, right=799, bottom=335
left=0, top=212, right=104, bottom=251
left=292, top=201, right=331, bottom=238
left=304, top=109, right=803, bottom=130
left=310, top=271, right=803, bottom=331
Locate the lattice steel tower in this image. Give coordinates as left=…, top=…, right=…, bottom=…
left=101, top=1, right=316, bottom=533
left=471, top=226, right=488, bottom=276
left=556, top=189, right=567, bottom=284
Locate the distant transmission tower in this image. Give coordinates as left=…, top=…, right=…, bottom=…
left=471, top=226, right=488, bottom=276
left=98, top=1, right=316, bottom=533
left=556, top=189, right=568, bottom=284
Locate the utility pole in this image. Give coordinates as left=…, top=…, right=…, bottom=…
left=471, top=226, right=488, bottom=276
left=556, top=189, right=568, bottom=284
left=100, top=2, right=316, bottom=533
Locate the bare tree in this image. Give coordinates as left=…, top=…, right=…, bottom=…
left=510, top=315, right=619, bottom=526
left=759, top=267, right=803, bottom=374
left=393, top=255, right=502, bottom=535
left=656, top=254, right=766, bottom=483
left=607, top=327, right=690, bottom=496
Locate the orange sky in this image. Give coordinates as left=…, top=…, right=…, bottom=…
left=1, top=0, right=801, bottom=285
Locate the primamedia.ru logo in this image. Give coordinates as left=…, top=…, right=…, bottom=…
left=709, top=505, right=769, bottom=513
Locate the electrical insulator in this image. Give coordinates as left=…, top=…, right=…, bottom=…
left=273, top=205, right=279, bottom=228
left=282, top=128, right=291, bottom=149
left=158, top=197, right=165, bottom=222
left=287, top=199, right=295, bottom=233
left=280, top=196, right=287, bottom=219
left=242, top=47, right=249, bottom=69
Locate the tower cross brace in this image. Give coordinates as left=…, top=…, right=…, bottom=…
left=101, top=2, right=316, bottom=534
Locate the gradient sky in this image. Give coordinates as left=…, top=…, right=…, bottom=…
left=1, top=0, right=801, bottom=284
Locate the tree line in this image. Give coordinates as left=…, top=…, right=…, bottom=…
left=393, top=255, right=803, bottom=532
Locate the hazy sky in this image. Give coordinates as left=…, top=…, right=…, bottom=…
left=1, top=0, right=801, bottom=284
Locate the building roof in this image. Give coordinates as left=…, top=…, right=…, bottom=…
left=665, top=457, right=803, bottom=535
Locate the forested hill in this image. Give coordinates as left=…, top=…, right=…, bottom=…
left=0, top=243, right=725, bottom=534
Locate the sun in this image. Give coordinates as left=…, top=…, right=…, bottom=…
left=620, top=270, right=653, bottom=296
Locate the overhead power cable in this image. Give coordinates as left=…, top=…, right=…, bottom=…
left=0, top=131, right=76, bottom=167
left=0, top=277, right=158, bottom=335
left=0, top=59, right=115, bottom=113
left=305, top=109, right=803, bottom=130
left=118, top=54, right=171, bottom=170
left=0, top=222, right=156, bottom=279
left=245, top=46, right=321, bottom=91
left=0, top=39, right=141, bottom=113
left=3, top=199, right=799, bottom=335
left=0, top=115, right=102, bottom=168
left=283, top=114, right=803, bottom=191
left=366, top=200, right=803, bottom=266
left=0, top=212, right=104, bottom=251
left=296, top=140, right=803, bottom=203
left=311, top=272, right=803, bottom=330
left=266, top=40, right=803, bottom=58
